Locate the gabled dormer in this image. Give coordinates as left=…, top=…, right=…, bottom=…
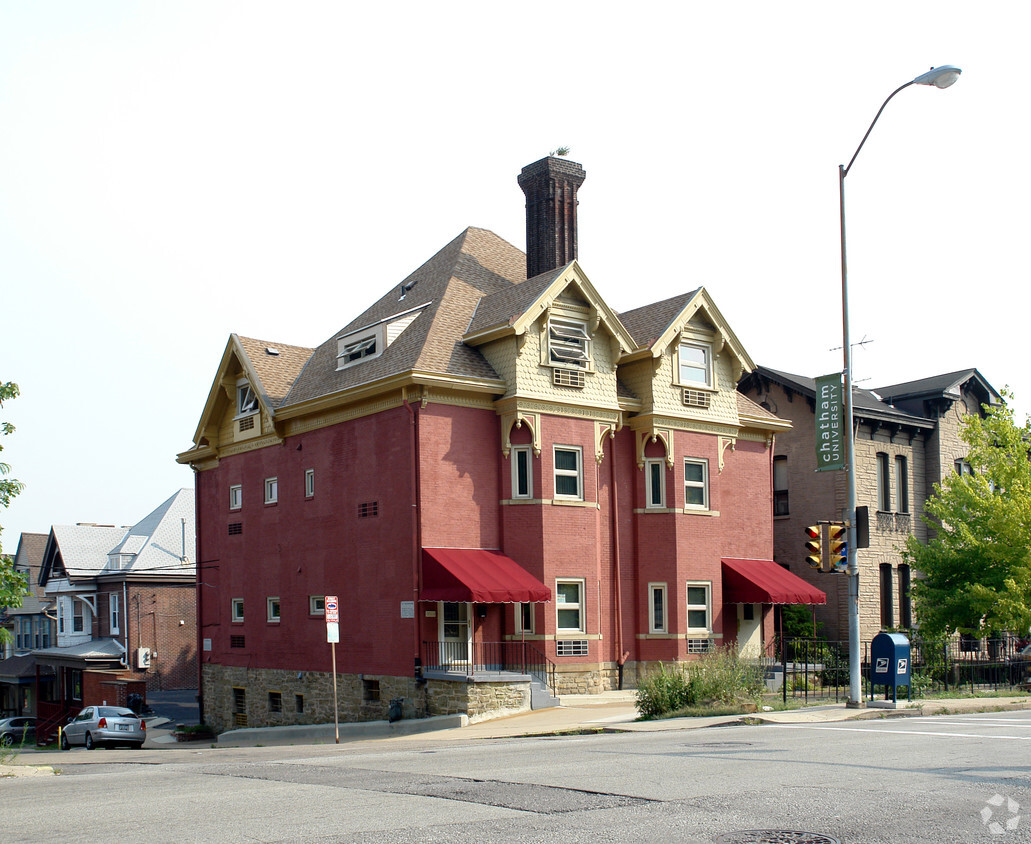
left=177, top=334, right=313, bottom=466
left=465, top=261, right=635, bottom=405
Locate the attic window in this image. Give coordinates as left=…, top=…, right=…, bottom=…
left=237, top=382, right=259, bottom=416
left=336, top=326, right=384, bottom=370
left=677, top=342, right=712, bottom=389
left=549, top=318, right=591, bottom=369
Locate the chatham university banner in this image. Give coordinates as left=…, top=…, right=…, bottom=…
left=814, top=372, right=845, bottom=472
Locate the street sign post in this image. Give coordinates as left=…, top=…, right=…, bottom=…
left=326, top=595, right=340, bottom=743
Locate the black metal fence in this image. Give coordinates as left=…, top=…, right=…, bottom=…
left=421, top=640, right=557, bottom=695
left=766, top=635, right=1030, bottom=703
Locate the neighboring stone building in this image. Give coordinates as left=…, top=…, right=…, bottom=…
left=178, top=155, right=824, bottom=732
left=738, top=367, right=1001, bottom=643
left=31, top=490, right=197, bottom=741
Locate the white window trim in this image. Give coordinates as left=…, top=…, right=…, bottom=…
left=553, top=446, right=584, bottom=501
left=72, top=598, right=85, bottom=633
left=309, top=595, right=325, bottom=616
left=676, top=341, right=713, bottom=389
left=686, top=582, right=712, bottom=634
left=229, top=484, right=242, bottom=511
left=231, top=598, right=244, bottom=623
left=264, top=477, right=278, bottom=504
left=648, top=583, right=667, bottom=634
left=511, top=445, right=533, bottom=500
left=236, top=379, right=259, bottom=418
left=305, top=469, right=315, bottom=498
left=336, top=324, right=386, bottom=370
left=684, top=458, right=709, bottom=510
left=645, top=459, right=665, bottom=509
left=555, top=578, right=586, bottom=634
left=109, top=594, right=120, bottom=635
left=267, top=597, right=281, bottom=623
left=547, top=316, right=592, bottom=371
left=515, top=602, right=535, bottom=634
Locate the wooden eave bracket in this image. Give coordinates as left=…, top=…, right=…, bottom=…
left=636, top=427, right=673, bottom=469
left=501, top=411, right=541, bottom=458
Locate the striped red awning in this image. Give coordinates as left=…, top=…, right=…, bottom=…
left=721, top=558, right=826, bottom=605
left=420, top=548, right=552, bottom=604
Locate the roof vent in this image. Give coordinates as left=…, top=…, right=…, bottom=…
left=266, top=347, right=280, bottom=356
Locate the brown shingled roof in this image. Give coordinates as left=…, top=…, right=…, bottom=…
left=466, top=264, right=568, bottom=336
left=236, top=336, right=314, bottom=408
left=617, top=290, right=701, bottom=349
left=284, top=228, right=525, bottom=407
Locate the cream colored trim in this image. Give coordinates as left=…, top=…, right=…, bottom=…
left=718, top=435, right=736, bottom=473
left=500, top=411, right=541, bottom=458
left=632, top=508, right=720, bottom=516
left=547, top=499, right=599, bottom=509
left=594, top=420, right=620, bottom=464
left=217, top=433, right=284, bottom=458
left=635, top=426, right=674, bottom=469
left=631, top=413, right=742, bottom=439
left=500, top=498, right=546, bottom=506
left=538, top=634, right=603, bottom=642
left=494, top=396, right=623, bottom=426
left=635, top=633, right=725, bottom=640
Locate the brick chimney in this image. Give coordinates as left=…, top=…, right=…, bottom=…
left=518, top=156, right=586, bottom=279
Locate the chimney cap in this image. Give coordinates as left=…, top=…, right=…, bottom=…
left=518, top=155, right=586, bottom=186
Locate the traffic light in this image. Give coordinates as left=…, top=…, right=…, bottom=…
left=828, top=524, right=847, bottom=572
left=804, top=525, right=824, bottom=570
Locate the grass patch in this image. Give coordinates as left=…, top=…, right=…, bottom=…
left=635, top=648, right=766, bottom=720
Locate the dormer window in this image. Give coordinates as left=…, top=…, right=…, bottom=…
left=677, top=342, right=712, bottom=388
left=336, top=325, right=385, bottom=370
left=549, top=318, right=591, bottom=369
left=237, top=382, right=259, bottom=416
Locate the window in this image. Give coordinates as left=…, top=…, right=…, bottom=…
left=336, top=326, right=384, bottom=370
left=553, top=447, right=583, bottom=500
left=880, top=564, right=894, bottom=628
left=556, top=579, right=585, bottom=632
left=110, top=594, right=120, bottom=635
left=649, top=583, right=667, bottom=634
left=58, top=599, right=65, bottom=633
left=899, top=565, right=912, bottom=629
left=267, top=597, right=281, bottom=623
left=645, top=459, right=665, bottom=509
left=72, top=598, right=84, bottom=633
left=548, top=318, right=591, bottom=369
left=895, top=455, right=909, bottom=514
left=363, top=679, right=380, bottom=702
left=309, top=595, right=325, bottom=615
left=237, top=382, right=259, bottom=416
left=231, top=598, right=244, bottom=623
left=295, top=694, right=304, bottom=714
left=686, top=583, right=711, bottom=632
left=678, top=342, right=712, bottom=387
left=516, top=602, right=534, bottom=634
left=305, top=469, right=315, bottom=498
left=956, top=459, right=973, bottom=476
left=773, top=456, right=789, bottom=516
left=684, top=459, right=709, bottom=509
left=268, top=691, right=282, bottom=713
left=876, top=452, right=891, bottom=511
left=511, top=445, right=533, bottom=499
left=229, top=484, right=242, bottom=510
left=264, top=477, right=278, bottom=504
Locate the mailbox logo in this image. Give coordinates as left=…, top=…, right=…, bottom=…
left=897, top=658, right=908, bottom=674
left=875, top=657, right=889, bottom=673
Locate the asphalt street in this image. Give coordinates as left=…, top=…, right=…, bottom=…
left=4, top=710, right=1030, bottom=843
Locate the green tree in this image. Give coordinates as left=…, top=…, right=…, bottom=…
left=903, top=390, right=1031, bottom=637
left=1, top=381, right=28, bottom=639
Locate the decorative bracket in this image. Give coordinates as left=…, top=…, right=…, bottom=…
left=718, top=435, right=736, bottom=473
left=636, top=427, right=673, bottom=469
left=501, top=411, right=541, bottom=458
left=594, top=419, right=621, bottom=464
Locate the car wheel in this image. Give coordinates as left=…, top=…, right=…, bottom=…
left=132, top=742, right=144, bottom=749
left=0, top=734, right=13, bottom=747
left=60, top=732, right=69, bottom=750
left=84, top=732, right=95, bottom=750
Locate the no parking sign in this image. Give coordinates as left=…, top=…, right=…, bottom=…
left=325, top=595, right=339, bottom=643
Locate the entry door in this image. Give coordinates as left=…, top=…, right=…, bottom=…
left=736, top=603, right=762, bottom=658
left=439, top=602, right=471, bottom=665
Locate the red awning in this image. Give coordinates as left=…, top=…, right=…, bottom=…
left=420, top=548, right=552, bottom=604
left=721, top=558, right=826, bottom=605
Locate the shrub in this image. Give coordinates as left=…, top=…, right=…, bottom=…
left=635, top=649, right=766, bottom=718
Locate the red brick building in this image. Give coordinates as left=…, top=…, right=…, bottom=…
left=179, top=156, right=823, bottom=730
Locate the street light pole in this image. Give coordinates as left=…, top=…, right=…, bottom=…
left=839, top=65, right=961, bottom=707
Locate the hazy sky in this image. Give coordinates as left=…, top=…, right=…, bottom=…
left=2, top=2, right=1028, bottom=545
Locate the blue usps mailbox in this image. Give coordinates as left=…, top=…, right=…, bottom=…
left=870, top=631, right=911, bottom=702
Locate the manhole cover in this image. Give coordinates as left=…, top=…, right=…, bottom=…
left=716, top=833, right=839, bottom=844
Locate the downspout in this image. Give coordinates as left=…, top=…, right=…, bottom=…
left=121, top=581, right=129, bottom=669
left=610, top=437, right=628, bottom=690
left=403, top=396, right=422, bottom=680
left=194, top=467, right=204, bottom=724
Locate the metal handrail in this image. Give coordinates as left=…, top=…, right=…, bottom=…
left=422, top=640, right=557, bottom=696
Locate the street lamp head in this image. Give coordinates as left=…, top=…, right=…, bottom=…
left=912, top=65, right=962, bottom=89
